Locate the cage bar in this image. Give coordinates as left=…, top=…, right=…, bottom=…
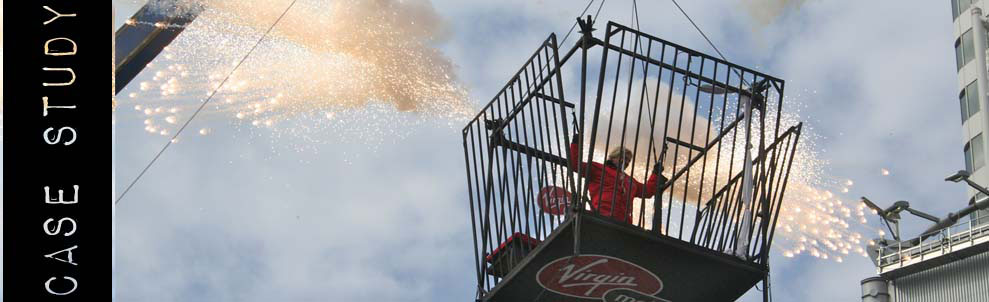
left=462, top=19, right=802, bottom=302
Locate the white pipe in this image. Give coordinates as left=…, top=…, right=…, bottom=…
left=734, top=93, right=755, bottom=258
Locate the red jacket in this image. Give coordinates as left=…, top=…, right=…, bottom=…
left=569, top=142, right=663, bottom=223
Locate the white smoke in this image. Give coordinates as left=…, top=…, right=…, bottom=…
left=117, top=0, right=472, bottom=149
left=570, top=79, right=742, bottom=231
left=139, top=0, right=466, bottom=113
left=585, top=80, right=716, bottom=172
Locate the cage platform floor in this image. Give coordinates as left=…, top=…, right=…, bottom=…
left=482, top=213, right=766, bottom=302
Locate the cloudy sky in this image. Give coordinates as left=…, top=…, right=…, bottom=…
left=99, top=0, right=967, bottom=301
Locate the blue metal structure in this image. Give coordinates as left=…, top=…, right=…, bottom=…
left=114, top=1, right=201, bottom=94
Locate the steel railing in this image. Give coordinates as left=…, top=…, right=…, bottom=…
left=877, top=215, right=989, bottom=269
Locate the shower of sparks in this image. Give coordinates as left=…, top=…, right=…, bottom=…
left=702, top=102, right=876, bottom=263
left=720, top=97, right=878, bottom=263
left=716, top=105, right=874, bottom=262
left=117, top=0, right=473, bottom=150
left=110, top=0, right=887, bottom=264
left=576, top=87, right=881, bottom=264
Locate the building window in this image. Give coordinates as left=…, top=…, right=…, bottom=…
left=953, top=0, right=959, bottom=19
left=967, top=134, right=985, bottom=173
left=965, top=142, right=973, bottom=172
left=963, top=80, right=980, bottom=122
left=957, top=29, right=977, bottom=70
left=969, top=81, right=981, bottom=118
left=955, top=29, right=985, bottom=70
left=965, top=29, right=976, bottom=63
left=956, top=38, right=965, bottom=70
left=961, top=89, right=970, bottom=122
left=975, top=134, right=985, bottom=170
left=961, top=81, right=980, bottom=122
left=955, top=0, right=973, bottom=20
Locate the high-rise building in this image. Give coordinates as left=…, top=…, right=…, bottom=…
left=859, top=3, right=989, bottom=302
left=954, top=0, right=989, bottom=225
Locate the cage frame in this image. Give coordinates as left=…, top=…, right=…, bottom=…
left=461, top=17, right=802, bottom=301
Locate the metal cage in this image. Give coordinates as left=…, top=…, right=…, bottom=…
left=462, top=19, right=802, bottom=300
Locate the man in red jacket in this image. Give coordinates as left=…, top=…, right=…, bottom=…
left=569, top=133, right=667, bottom=224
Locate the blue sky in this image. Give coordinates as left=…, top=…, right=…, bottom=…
left=99, top=0, right=969, bottom=301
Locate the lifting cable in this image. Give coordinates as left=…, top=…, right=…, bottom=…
left=588, top=0, right=744, bottom=170
left=527, top=1, right=768, bottom=301
left=666, top=4, right=772, bottom=300
left=670, top=0, right=731, bottom=67
left=559, top=0, right=597, bottom=48
left=631, top=0, right=666, bottom=166
left=529, top=2, right=605, bottom=301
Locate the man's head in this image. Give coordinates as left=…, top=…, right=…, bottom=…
left=607, top=147, right=633, bottom=170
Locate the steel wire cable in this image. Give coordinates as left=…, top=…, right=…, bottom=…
left=116, top=0, right=300, bottom=205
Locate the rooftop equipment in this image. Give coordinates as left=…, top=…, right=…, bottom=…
left=863, top=170, right=989, bottom=276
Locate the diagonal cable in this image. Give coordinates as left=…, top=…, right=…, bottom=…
left=560, top=0, right=597, bottom=47
left=116, top=0, right=300, bottom=205
left=669, top=0, right=750, bottom=87
left=669, top=0, right=729, bottom=64
left=531, top=2, right=606, bottom=301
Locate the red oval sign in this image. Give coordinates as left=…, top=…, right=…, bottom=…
left=538, top=186, right=571, bottom=216
left=536, top=255, right=662, bottom=299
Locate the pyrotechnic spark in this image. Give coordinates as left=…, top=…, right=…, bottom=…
left=111, top=0, right=884, bottom=264
left=580, top=88, right=878, bottom=264
left=118, top=0, right=473, bottom=150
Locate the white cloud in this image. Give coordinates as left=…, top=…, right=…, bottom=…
left=114, top=121, right=476, bottom=301
left=108, top=0, right=969, bottom=301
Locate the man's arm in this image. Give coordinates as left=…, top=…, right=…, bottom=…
left=568, top=133, right=581, bottom=170
left=636, top=162, right=668, bottom=198
left=491, top=130, right=568, bottom=167
left=567, top=133, right=602, bottom=178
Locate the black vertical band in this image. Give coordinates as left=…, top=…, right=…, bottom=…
left=3, top=2, right=113, bottom=300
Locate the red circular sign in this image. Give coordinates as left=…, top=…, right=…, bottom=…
left=536, top=255, right=663, bottom=299
left=538, top=186, right=571, bottom=216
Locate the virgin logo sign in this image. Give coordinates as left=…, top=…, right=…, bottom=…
left=537, top=186, right=571, bottom=216
left=536, top=255, right=662, bottom=299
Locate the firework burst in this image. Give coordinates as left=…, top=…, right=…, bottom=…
left=115, top=0, right=880, bottom=263
left=575, top=87, right=878, bottom=263
left=118, top=0, right=473, bottom=149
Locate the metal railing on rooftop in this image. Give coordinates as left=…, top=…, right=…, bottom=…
left=877, top=215, right=989, bottom=269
